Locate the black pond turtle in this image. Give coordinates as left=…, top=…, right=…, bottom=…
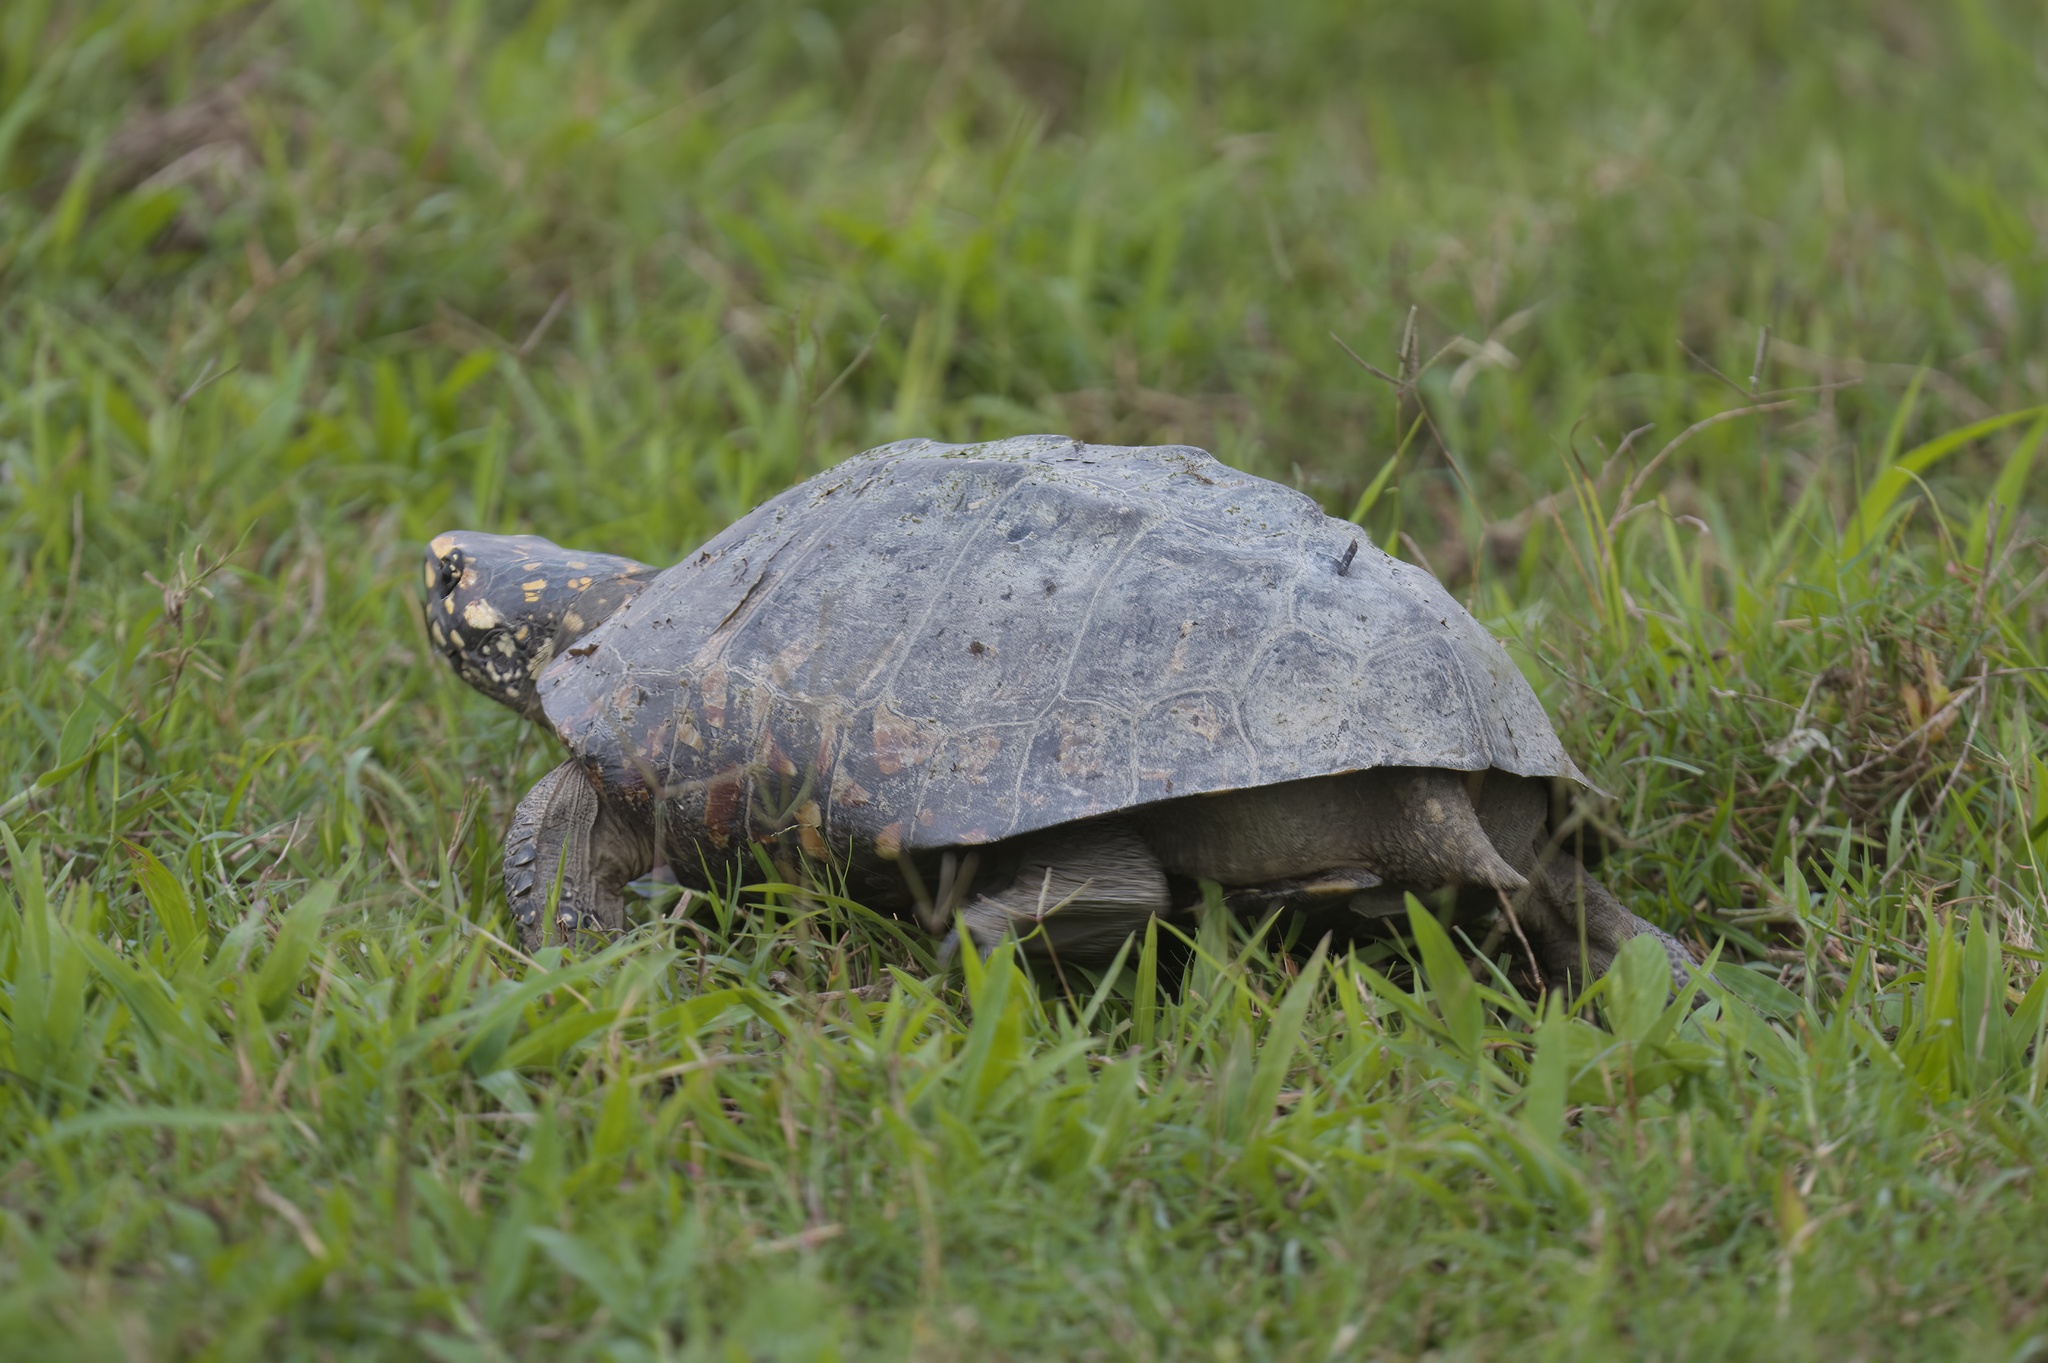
left=423, top=435, right=1691, bottom=989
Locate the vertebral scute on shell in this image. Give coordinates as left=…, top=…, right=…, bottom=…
left=536, top=435, right=1587, bottom=864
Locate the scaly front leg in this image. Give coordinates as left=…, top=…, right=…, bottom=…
left=504, top=760, right=653, bottom=949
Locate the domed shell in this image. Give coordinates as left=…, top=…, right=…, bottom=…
left=536, top=435, right=1587, bottom=862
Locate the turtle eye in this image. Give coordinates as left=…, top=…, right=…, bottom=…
left=437, top=551, right=464, bottom=596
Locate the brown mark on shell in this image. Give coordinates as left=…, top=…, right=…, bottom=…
left=941, top=731, right=1002, bottom=783
left=760, top=733, right=799, bottom=778
left=812, top=714, right=842, bottom=775
left=701, top=767, right=748, bottom=848
left=674, top=709, right=704, bottom=752
left=830, top=766, right=873, bottom=808
left=795, top=801, right=827, bottom=858
left=871, top=702, right=932, bottom=776
left=700, top=659, right=729, bottom=729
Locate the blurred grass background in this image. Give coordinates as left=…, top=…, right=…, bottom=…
left=5, top=1, right=2048, bottom=1357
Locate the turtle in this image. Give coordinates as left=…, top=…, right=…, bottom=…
left=422, top=434, right=1692, bottom=991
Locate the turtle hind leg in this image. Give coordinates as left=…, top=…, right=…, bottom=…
left=1523, top=853, right=1694, bottom=994
left=957, top=820, right=1172, bottom=969
left=504, top=759, right=654, bottom=950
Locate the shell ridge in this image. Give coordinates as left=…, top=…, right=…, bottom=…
left=1442, top=640, right=1489, bottom=769
left=708, top=476, right=872, bottom=656
left=997, top=714, right=1046, bottom=840
left=867, top=463, right=1036, bottom=709
left=1044, top=506, right=1162, bottom=711
left=1226, top=693, right=1261, bottom=786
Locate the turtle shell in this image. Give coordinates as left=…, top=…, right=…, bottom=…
left=536, top=435, right=1587, bottom=867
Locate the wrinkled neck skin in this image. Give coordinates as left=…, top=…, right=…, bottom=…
left=421, top=531, right=658, bottom=724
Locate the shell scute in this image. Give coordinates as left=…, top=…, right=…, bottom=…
left=1135, top=691, right=1255, bottom=800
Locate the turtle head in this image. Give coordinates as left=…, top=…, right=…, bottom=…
left=421, top=531, right=658, bottom=722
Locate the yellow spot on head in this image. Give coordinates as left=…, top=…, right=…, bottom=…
left=423, top=562, right=438, bottom=591
left=443, top=597, right=456, bottom=614
left=562, top=611, right=584, bottom=634
left=568, top=576, right=593, bottom=591
left=463, top=599, right=501, bottom=629
left=430, top=534, right=457, bottom=556
left=567, top=560, right=588, bottom=569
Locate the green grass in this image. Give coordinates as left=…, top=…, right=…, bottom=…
left=5, top=0, right=2048, bottom=1357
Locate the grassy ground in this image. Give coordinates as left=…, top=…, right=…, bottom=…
left=5, top=1, right=2048, bottom=1357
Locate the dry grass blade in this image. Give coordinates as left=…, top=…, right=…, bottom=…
left=1607, top=400, right=1799, bottom=533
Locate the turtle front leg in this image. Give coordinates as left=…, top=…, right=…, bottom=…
left=955, top=820, right=1173, bottom=969
left=1522, top=853, right=1694, bottom=994
left=504, top=759, right=655, bottom=951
